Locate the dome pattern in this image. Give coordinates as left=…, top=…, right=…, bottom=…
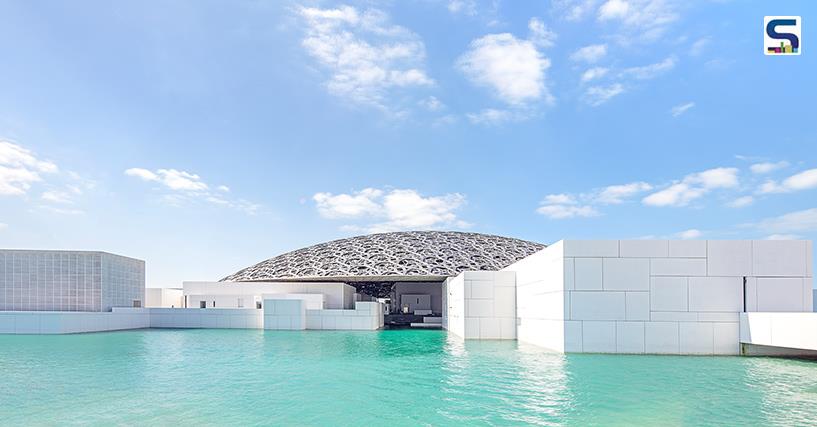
left=222, top=231, right=545, bottom=282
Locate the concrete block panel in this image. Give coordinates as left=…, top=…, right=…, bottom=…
left=650, top=311, right=698, bottom=322
left=571, top=292, right=626, bottom=321
left=707, top=240, right=752, bottom=276
left=616, top=321, right=645, bottom=353
left=620, top=240, right=669, bottom=258
left=669, top=240, right=707, bottom=258
left=680, top=322, right=714, bottom=354
left=564, top=258, right=575, bottom=291
left=499, top=317, right=516, bottom=339
left=493, top=286, right=516, bottom=318
left=645, top=322, right=679, bottom=354
left=688, top=277, right=742, bottom=312
left=713, top=322, right=740, bottom=355
left=492, top=271, right=517, bottom=287
left=582, top=321, right=616, bottom=353
left=479, top=318, right=501, bottom=339
left=650, top=277, right=688, bottom=312
left=756, top=278, right=806, bottom=312
left=464, top=317, right=479, bottom=338
left=698, top=312, right=740, bottom=322
left=463, top=271, right=499, bottom=282
left=335, top=316, right=351, bottom=330
left=625, top=292, right=650, bottom=321
left=807, top=241, right=813, bottom=277
left=466, top=299, right=493, bottom=318
left=468, top=281, right=494, bottom=299
left=650, top=259, right=707, bottom=277
left=564, top=321, right=582, bottom=352
left=563, top=240, right=619, bottom=257
left=0, top=315, right=15, bottom=334
left=306, top=315, right=321, bottom=329
left=745, top=277, right=758, bottom=312
left=752, top=240, right=808, bottom=277
left=805, top=281, right=813, bottom=312
left=603, top=258, right=650, bottom=291
left=574, top=258, right=603, bottom=291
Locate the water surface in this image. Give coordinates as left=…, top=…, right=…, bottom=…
left=2, top=329, right=817, bottom=426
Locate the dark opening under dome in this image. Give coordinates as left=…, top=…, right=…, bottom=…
left=221, top=231, right=545, bottom=282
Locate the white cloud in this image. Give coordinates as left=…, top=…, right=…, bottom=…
left=728, top=195, right=754, bottom=208
left=528, top=18, right=557, bottom=48
left=447, top=0, right=477, bottom=15
left=621, top=56, right=677, bottom=79
left=753, top=208, right=817, bottom=234
left=581, top=67, right=609, bottom=82
left=0, top=140, right=58, bottom=196
left=570, top=44, right=607, bottom=63
left=595, top=182, right=653, bottom=204
left=299, top=5, right=433, bottom=112
left=750, top=161, right=788, bottom=174
left=584, top=83, right=625, bottom=106
left=643, top=167, right=739, bottom=207
left=41, top=188, right=81, bottom=204
left=457, top=33, right=552, bottom=106
left=689, top=37, right=710, bottom=56
left=542, top=193, right=577, bottom=205
left=766, top=234, right=802, bottom=240
left=465, top=108, right=529, bottom=125
left=536, top=203, right=600, bottom=219
left=554, top=0, right=599, bottom=21
left=419, top=96, right=444, bottom=111
left=314, top=188, right=469, bottom=233
left=125, top=167, right=258, bottom=214
left=758, top=168, right=817, bottom=194
left=670, top=101, right=695, bottom=117
left=597, top=0, right=679, bottom=41
left=676, top=228, right=702, bottom=239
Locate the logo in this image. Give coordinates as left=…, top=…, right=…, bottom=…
left=765, top=16, right=801, bottom=55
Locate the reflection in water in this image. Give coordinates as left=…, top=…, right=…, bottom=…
left=2, top=329, right=817, bottom=425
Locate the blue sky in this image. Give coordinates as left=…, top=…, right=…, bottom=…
left=0, top=0, right=815, bottom=287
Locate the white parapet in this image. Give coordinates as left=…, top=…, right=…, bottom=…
left=442, top=270, right=517, bottom=340
left=740, top=312, right=817, bottom=355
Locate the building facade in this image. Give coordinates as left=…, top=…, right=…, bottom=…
left=0, top=250, right=145, bottom=312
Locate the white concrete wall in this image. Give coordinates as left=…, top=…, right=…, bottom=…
left=149, top=308, right=263, bottom=329
left=304, top=302, right=383, bottom=330
left=443, top=271, right=516, bottom=340
left=261, top=293, right=324, bottom=310
left=442, top=275, right=465, bottom=337
left=145, top=288, right=183, bottom=308
left=504, top=240, right=812, bottom=355
left=264, top=299, right=305, bottom=330
left=183, top=281, right=355, bottom=309
left=740, top=312, right=817, bottom=354
left=0, top=308, right=150, bottom=334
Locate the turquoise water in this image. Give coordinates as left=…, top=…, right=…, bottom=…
left=2, top=330, right=817, bottom=426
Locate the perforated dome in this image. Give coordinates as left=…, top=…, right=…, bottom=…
left=221, top=231, right=545, bottom=282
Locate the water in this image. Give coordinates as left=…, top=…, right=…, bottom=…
left=2, top=329, right=817, bottom=426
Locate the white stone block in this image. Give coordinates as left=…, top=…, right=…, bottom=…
left=650, top=277, right=688, bottom=312
left=756, top=278, right=806, bottom=312
left=582, top=321, right=616, bottom=353
left=650, top=259, right=707, bottom=276
left=688, top=277, right=742, bottom=312
left=752, top=240, right=807, bottom=277
left=468, top=281, right=494, bottom=299
left=805, top=281, right=813, bottom=312
left=463, top=271, right=498, bottom=281
left=571, top=292, right=626, bottom=321
left=713, top=322, right=740, bottom=355
left=492, top=271, right=517, bottom=286
left=707, top=240, right=752, bottom=276
left=574, top=258, right=602, bottom=290
left=564, top=321, right=583, bottom=352
left=807, top=241, right=813, bottom=277
left=321, top=315, right=336, bottom=330
left=620, top=240, right=669, bottom=258
left=564, top=258, right=575, bottom=291
left=0, top=315, right=14, bottom=334
left=499, top=317, right=516, bottom=339
left=625, top=292, right=649, bottom=321
left=202, top=314, right=220, bottom=328
left=679, top=322, right=714, bottom=355
left=479, top=318, right=501, bottom=339
left=698, top=312, right=740, bottom=322
left=335, top=316, right=351, bottom=330
left=563, top=240, right=619, bottom=257
left=669, top=240, right=707, bottom=258
left=493, top=287, right=516, bottom=318
left=745, top=277, right=758, bottom=311
left=650, top=311, right=698, bottom=322
left=466, top=299, right=493, bottom=318
left=616, top=321, right=645, bottom=353
left=603, top=258, right=650, bottom=291
left=464, top=317, right=479, bottom=338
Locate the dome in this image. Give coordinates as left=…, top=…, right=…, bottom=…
left=221, top=231, right=545, bottom=282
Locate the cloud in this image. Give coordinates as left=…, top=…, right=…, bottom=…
left=0, top=140, right=58, bottom=196
left=447, top=0, right=477, bottom=15
left=41, top=187, right=81, bottom=204
left=752, top=208, right=817, bottom=234
left=457, top=33, right=552, bottom=106
left=689, top=37, right=710, bottom=56
left=670, top=101, right=695, bottom=117
left=536, top=203, right=600, bottom=219
left=597, top=0, right=679, bottom=41
left=728, top=195, right=754, bottom=208
left=536, top=182, right=650, bottom=219
left=584, top=83, right=625, bottom=106
left=419, top=96, right=444, bottom=111
left=465, top=108, right=530, bottom=125
left=595, top=181, right=653, bottom=204
left=643, top=167, right=739, bottom=207
left=313, top=188, right=469, bottom=233
left=553, top=0, right=600, bottom=21
left=676, top=229, right=702, bottom=239
left=766, top=234, right=802, bottom=240
left=621, top=56, right=677, bottom=79
left=528, top=18, right=557, bottom=48
left=298, top=5, right=433, bottom=112
left=125, top=167, right=258, bottom=214
left=750, top=161, right=789, bottom=174
left=570, top=44, right=607, bottom=63
left=581, top=67, right=609, bottom=82
left=758, top=168, right=817, bottom=194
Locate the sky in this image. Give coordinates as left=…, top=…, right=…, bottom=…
left=0, top=0, right=815, bottom=288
